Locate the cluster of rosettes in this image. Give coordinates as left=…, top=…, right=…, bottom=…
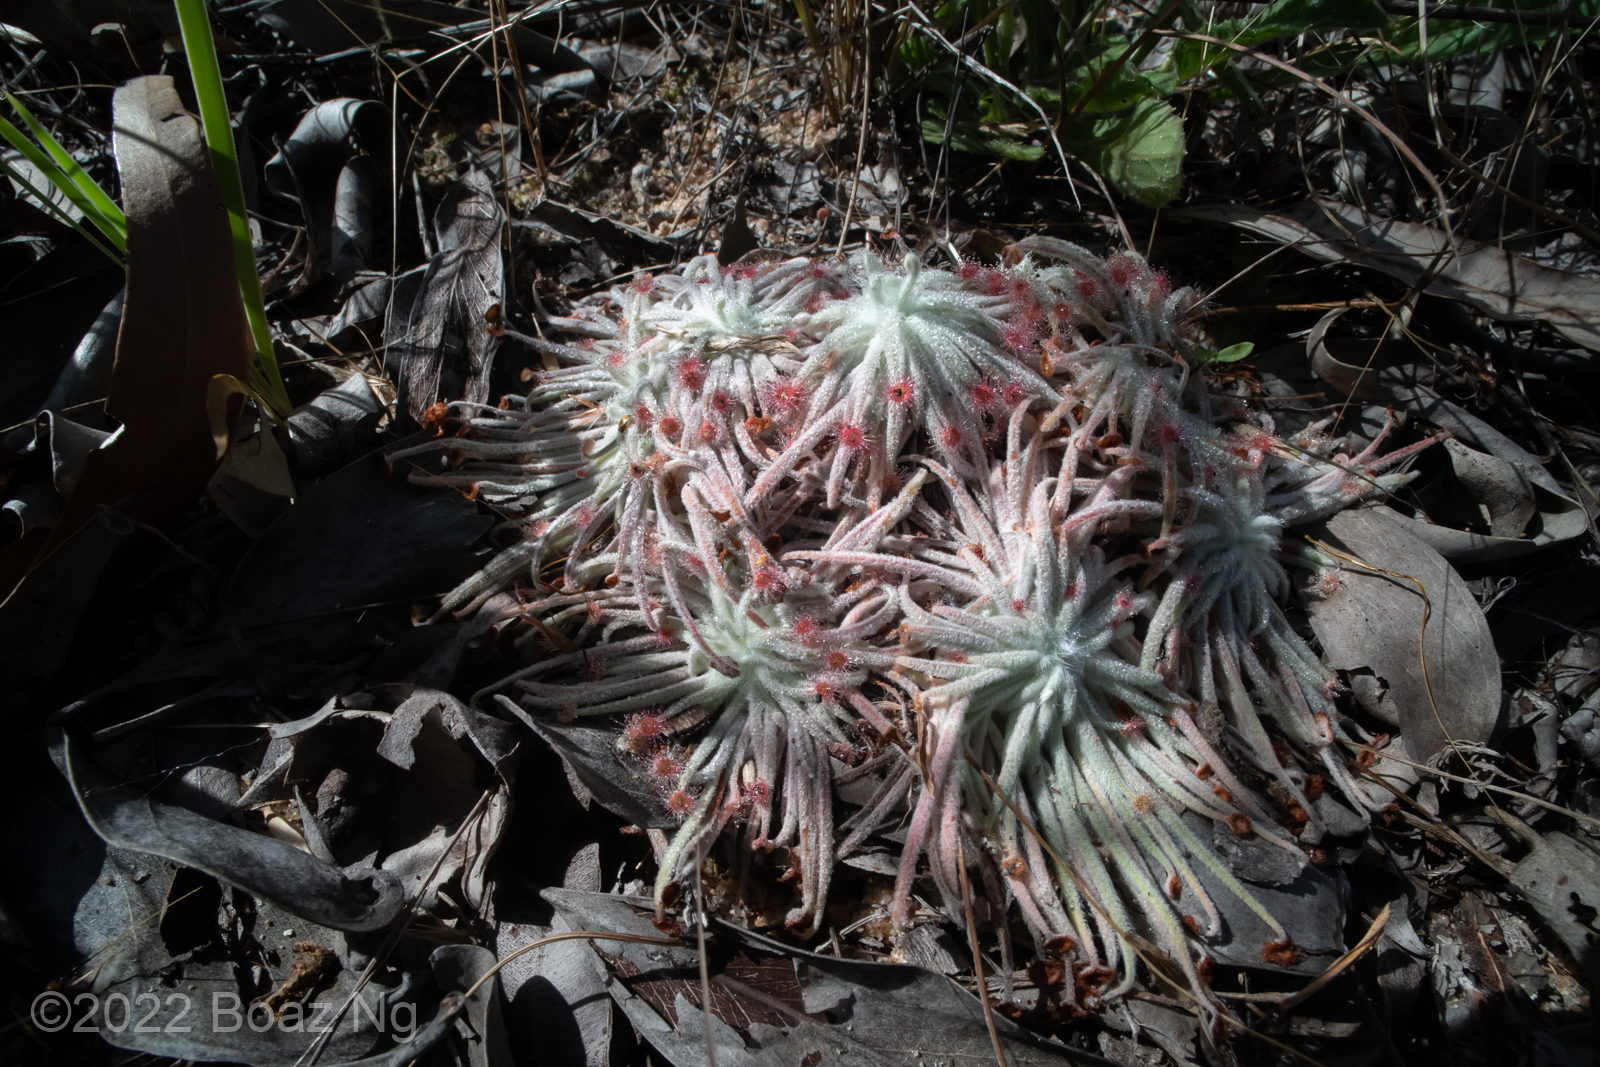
left=396, top=240, right=1432, bottom=1015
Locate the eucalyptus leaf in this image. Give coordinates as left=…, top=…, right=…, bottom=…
left=542, top=889, right=1092, bottom=1067
left=1300, top=507, right=1500, bottom=763
left=1182, top=199, right=1600, bottom=351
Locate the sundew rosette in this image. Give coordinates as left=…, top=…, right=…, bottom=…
left=747, top=251, right=1059, bottom=509
left=406, top=241, right=1442, bottom=1015
left=493, top=565, right=896, bottom=935
left=794, top=414, right=1304, bottom=1012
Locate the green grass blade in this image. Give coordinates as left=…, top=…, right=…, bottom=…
left=0, top=114, right=127, bottom=252
left=171, top=0, right=291, bottom=418
left=4, top=90, right=127, bottom=241
left=0, top=156, right=125, bottom=266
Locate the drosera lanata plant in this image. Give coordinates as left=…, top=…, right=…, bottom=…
left=748, top=250, right=1059, bottom=509
left=490, top=565, right=897, bottom=934
left=407, top=239, right=1441, bottom=1016
left=386, top=329, right=673, bottom=620
left=795, top=418, right=1303, bottom=1018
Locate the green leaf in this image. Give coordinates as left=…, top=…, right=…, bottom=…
left=1381, top=0, right=1600, bottom=61
left=921, top=119, right=1046, bottom=161
left=4, top=90, right=126, bottom=242
left=0, top=154, right=125, bottom=265
left=1195, top=342, right=1255, bottom=363
left=1064, top=98, right=1185, bottom=207
left=0, top=114, right=126, bottom=253
left=173, top=0, right=291, bottom=418
left=1059, top=38, right=1178, bottom=115
left=1174, top=0, right=1387, bottom=80
left=1062, top=61, right=1176, bottom=115
left=1144, top=68, right=1179, bottom=98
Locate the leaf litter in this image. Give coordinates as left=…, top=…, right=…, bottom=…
left=5, top=3, right=1600, bottom=1066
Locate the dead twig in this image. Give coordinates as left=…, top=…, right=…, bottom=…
left=836, top=0, right=873, bottom=256
left=956, top=832, right=1009, bottom=1067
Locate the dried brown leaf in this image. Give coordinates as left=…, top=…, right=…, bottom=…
left=1302, top=507, right=1500, bottom=763
left=0, top=74, right=249, bottom=683
left=392, top=170, right=504, bottom=421
left=1186, top=200, right=1600, bottom=352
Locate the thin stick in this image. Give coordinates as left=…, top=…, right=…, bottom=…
left=383, top=47, right=480, bottom=357
left=1273, top=905, right=1389, bottom=1013
left=1195, top=299, right=1390, bottom=317
left=492, top=0, right=548, bottom=185
left=488, top=0, right=518, bottom=304
left=694, top=836, right=719, bottom=1067
left=1188, top=229, right=1296, bottom=306
left=72, top=885, right=205, bottom=986
left=1368, top=773, right=1514, bottom=876
left=836, top=0, right=872, bottom=256
left=462, top=930, right=687, bottom=1001
left=1378, top=0, right=1600, bottom=27
left=956, top=832, right=1009, bottom=1067
left=1156, top=30, right=1454, bottom=241
left=667, top=8, right=739, bottom=234
left=1337, top=738, right=1600, bottom=831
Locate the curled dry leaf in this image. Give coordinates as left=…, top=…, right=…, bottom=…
left=263, top=98, right=389, bottom=286
left=60, top=731, right=408, bottom=932
left=493, top=847, right=613, bottom=1067
left=0, top=75, right=248, bottom=604
left=1442, top=438, right=1537, bottom=539
left=1375, top=896, right=1430, bottom=1019
left=429, top=945, right=515, bottom=1067
left=497, top=697, right=681, bottom=831
left=0, top=73, right=254, bottom=703
left=1186, top=199, right=1600, bottom=352
left=286, top=373, right=386, bottom=478
left=1300, top=507, right=1500, bottom=763
left=1306, top=330, right=1586, bottom=561
left=1397, top=397, right=1590, bottom=562
left=245, top=688, right=516, bottom=916
left=541, top=889, right=1085, bottom=1067
left=1495, top=811, right=1600, bottom=985
left=207, top=421, right=298, bottom=537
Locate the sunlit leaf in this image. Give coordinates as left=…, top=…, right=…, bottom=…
left=1064, top=97, right=1184, bottom=207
